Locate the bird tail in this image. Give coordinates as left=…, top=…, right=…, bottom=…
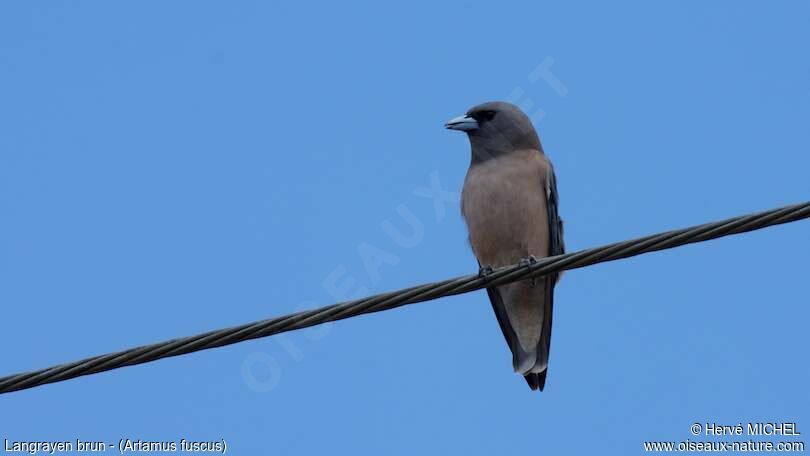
left=517, top=347, right=548, bottom=391
left=524, top=370, right=547, bottom=391
left=485, top=285, right=550, bottom=391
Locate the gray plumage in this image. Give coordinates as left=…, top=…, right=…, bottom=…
left=446, top=101, right=565, bottom=391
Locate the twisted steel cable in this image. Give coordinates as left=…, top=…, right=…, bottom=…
left=1, top=201, right=808, bottom=395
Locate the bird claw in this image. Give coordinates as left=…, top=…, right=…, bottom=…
left=519, top=256, right=539, bottom=286
left=518, top=255, right=538, bottom=267
left=478, top=265, right=494, bottom=278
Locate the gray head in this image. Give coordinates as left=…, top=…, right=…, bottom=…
left=445, top=101, right=542, bottom=165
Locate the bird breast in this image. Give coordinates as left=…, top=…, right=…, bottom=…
left=461, top=150, right=550, bottom=268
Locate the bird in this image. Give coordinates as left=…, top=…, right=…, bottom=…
left=446, top=101, right=565, bottom=391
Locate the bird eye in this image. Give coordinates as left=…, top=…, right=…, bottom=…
left=472, top=110, right=497, bottom=122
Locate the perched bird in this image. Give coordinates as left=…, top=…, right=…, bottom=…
left=446, top=101, right=565, bottom=391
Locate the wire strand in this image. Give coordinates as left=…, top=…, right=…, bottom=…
left=1, top=201, right=808, bottom=395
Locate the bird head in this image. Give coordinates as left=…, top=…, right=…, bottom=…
left=445, top=101, right=542, bottom=164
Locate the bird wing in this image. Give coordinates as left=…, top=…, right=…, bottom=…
left=530, top=164, right=565, bottom=390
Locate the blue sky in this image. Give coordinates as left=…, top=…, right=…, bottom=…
left=1, top=1, right=808, bottom=454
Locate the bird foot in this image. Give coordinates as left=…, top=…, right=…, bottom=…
left=478, top=265, right=494, bottom=278
left=519, top=256, right=539, bottom=286
left=518, top=255, right=538, bottom=267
